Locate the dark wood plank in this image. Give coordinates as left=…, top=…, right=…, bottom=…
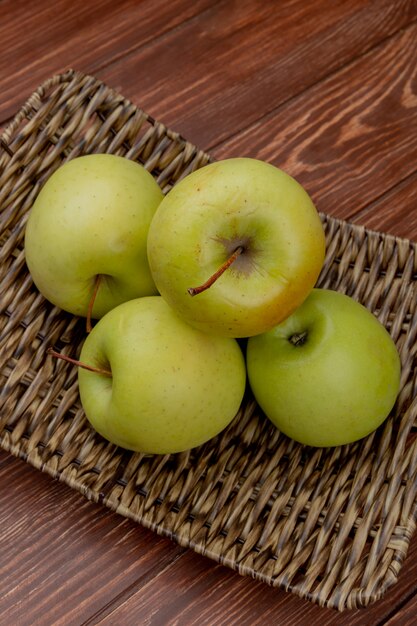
left=0, top=450, right=183, bottom=626
left=0, top=0, right=215, bottom=122
left=0, top=449, right=15, bottom=470
left=214, top=23, right=417, bottom=222
left=382, top=595, right=417, bottom=625
left=91, top=538, right=417, bottom=626
left=353, top=171, right=417, bottom=240
left=95, top=0, right=417, bottom=149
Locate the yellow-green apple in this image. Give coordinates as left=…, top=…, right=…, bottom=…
left=247, top=289, right=401, bottom=447
left=147, top=158, right=325, bottom=338
left=25, top=154, right=163, bottom=319
left=73, top=296, right=246, bottom=454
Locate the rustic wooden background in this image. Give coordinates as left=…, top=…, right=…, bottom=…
left=1, top=0, right=417, bottom=624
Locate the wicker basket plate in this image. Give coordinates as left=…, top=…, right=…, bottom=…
left=1, top=70, right=416, bottom=611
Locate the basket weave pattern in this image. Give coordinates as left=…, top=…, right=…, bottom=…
left=1, top=70, right=416, bottom=611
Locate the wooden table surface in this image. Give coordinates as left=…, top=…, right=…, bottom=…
left=1, top=1, right=417, bottom=624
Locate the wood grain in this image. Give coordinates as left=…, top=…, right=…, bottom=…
left=94, top=0, right=417, bottom=150
left=214, top=23, right=417, bottom=223
left=91, top=539, right=417, bottom=626
left=0, top=451, right=183, bottom=626
left=353, top=171, right=417, bottom=240
left=0, top=449, right=13, bottom=470
left=0, top=0, right=215, bottom=122
left=383, top=595, right=417, bottom=625
left=2, top=1, right=415, bottom=224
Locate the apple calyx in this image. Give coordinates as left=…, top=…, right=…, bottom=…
left=188, top=246, right=244, bottom=297
left=289, top=331, right=308, bottom=347
left=47, top=347, right=112, bottom=377
left=86, top=275, right=102, bottom=333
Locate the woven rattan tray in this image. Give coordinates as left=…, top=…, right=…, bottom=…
left=1, top=70, right=416, bottom=612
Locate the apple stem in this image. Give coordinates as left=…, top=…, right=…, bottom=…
left=86, top=274, right=102, bottom=333
left=289, top=331, right=308, bottom=347
left=188, top=246, right=244, bottom=297
left=47, top=347, right=112, bottom=377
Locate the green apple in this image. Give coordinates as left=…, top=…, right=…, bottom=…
left=247, top=289, right=401, bottom=447
left=25, top=154, right=163, bottom=318
left=77, top=296, right=246, bottom=454
left=147, top=158, right=325, bottom=338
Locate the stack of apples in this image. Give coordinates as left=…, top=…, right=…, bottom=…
left=24, top=154, right=401, bottom=454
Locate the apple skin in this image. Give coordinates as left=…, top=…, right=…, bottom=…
left=25, top=154, right=163, bottom=318
left=246, top=289, right=401, bottom=447
left=147, top=158, right=325, bottom=338
left=77, top=296, right=246, bottom=454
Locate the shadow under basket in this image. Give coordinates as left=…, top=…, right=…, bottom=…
left=1, top=70, right=417, bottom=612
